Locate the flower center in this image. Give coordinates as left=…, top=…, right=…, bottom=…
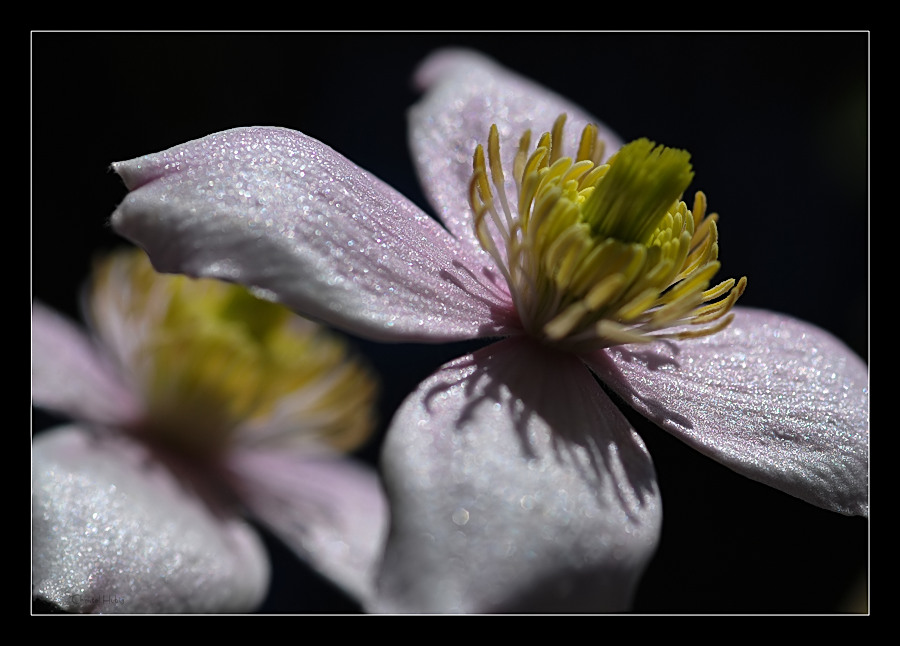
left=89, top=249, right=377, bottom=457
left=468, top=114, right=747, bottom=352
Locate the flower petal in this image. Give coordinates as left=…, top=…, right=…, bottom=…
left=586, top=307, right=869, bottom=517
left=409, top=48, right=624, bottom=253
left=111, top=126, right=515, bottom=343
left=32, top=426, right=270, bottom=613
left=373, top=338, right=661, bottom=613
left=32, top=302, right=142, bottom=427
left=227, top=446, right=389, bottom=606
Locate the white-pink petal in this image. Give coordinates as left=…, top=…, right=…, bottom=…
left=374, top=338, right=661, bottom=613
left=409, top=48, right=624, bottom=254
left=111, top=126, right=515, bottom=343
left=32, top=302, right=142, bottom=428
left=32, top=426, right=270, bottom=613
left=587, top=307, right=869, bottom=517
left=227, top=446, right=389, bottom=606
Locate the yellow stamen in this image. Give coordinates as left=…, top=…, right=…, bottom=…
left=468, top=115, right=747, bottom=351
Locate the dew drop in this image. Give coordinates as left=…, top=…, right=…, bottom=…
left=451, top=507, right=470, bottom=526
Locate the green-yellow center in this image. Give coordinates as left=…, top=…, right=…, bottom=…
left=468, top=114, right=747, bottom=352
left=89, top=249, right=377, bottom=457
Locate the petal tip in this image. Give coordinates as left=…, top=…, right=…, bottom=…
left=412, top=47, right=495, bottom=92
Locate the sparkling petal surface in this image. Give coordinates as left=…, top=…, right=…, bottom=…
left=409, top=48, right=624, bottom=254
left=32, top=301, right=142, bottom=427
left=374, top=338, right=661, bottom=613
left=586, top=307, right=869, bottom=517
left=227, top=446, right=389, bottom=605
left=111, top=126, right=515, bottom=343
left=32, top=426, right=270, bottom=613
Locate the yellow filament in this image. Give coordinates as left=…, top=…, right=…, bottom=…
left=467, top=114, right=747, bottom=351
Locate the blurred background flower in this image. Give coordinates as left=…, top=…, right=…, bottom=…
left=31, top=30, right=868, bottom=613
left=33, top=248, right=385, bottom=612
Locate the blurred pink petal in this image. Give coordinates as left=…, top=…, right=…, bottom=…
left=32, top=426, right=270, bottom=613
left=32, top=301, right=142, bottom=427
left=228, top=447, right=389, bottom=604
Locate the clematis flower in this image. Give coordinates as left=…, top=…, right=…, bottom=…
left=109, top=48, right=869, bottom=613
left=32, top=247, right=386, bottom=613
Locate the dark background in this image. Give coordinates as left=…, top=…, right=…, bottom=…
left=31, top=31, right=869, bottom=614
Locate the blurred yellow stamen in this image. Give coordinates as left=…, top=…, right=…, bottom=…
left=89, top=249, right=377, bottom=457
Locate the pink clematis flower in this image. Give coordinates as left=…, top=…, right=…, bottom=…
left=109, top=49, right=869, bottom=613
left=32, top=247, right=386, bottom=613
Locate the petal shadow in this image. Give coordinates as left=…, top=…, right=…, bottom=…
left=376, top=337, right=662, bottom=613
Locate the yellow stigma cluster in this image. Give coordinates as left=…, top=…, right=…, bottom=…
left=89, top=249, right=377, bottom=457
left=469, top=114, right=746, bottom=352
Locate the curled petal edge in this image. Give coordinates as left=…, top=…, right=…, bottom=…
left=111, top=126, right=516, bottom=343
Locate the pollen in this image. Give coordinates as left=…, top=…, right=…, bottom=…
left=88, top=249, right=378, bottom=457
left=468, top=114, right=747, bottom=352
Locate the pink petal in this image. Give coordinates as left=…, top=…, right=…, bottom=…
left=32, top=426, right=270, bottom=613
left=111, top=126, right=516, bottom=343
left=374, top=337, right=661, bottom=613
left=227, top=446, right=389, bottom=606
left=409, top=48, right=624, bottom=253
left=586, top=307, right=869, bottom=517
left=32, top=302, right=142, bottom=427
